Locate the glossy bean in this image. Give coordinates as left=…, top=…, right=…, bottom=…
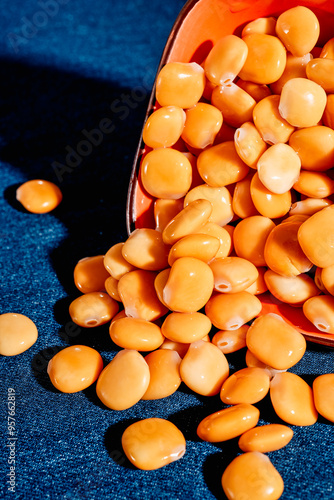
left=297, top=205, right=334, bottom=268
left=168, top=233, right=220, bottom=266
left=241, top=16, right=277, bottom=37
left=264, top=221, right=312, bottom=277
left=211, top=82, right=256, bottom=128
left=293, top=171, right=334, bottom=199
left=232, top=173, right=259, bottom=219
left=279, top=78, right=327, bottom=128
left=184, top=185, right=233, bottom=226
left=289, top=198, right=332, bottom=216
left=289, top=126, right=334, bottom=172
left=73, top=255, right=110, bottom=293
left=253, top=95, right=295, bottom=145
left=47, top=345, right=103, bottom=393
left=118, top=269, right=168, bottom=321
left=141, top=148, right=192, bottom=199
left=109, top=317, right=164, bottom=351
left=156, top=61, right=205, bottom=108
left=264, top=270, right=320, bottom=306
left=257, top=143, right=301, bottom=194
left=270, top=52, right=312, bottom=95
left=212, top=325, right=248, bottom=354
left=222, top=451, right=284, bottom=500
left=180, top=340, right=229, bottom=396
left=238, top=424, right=293, bottom=453
left=276, top=6, right=320, bottom=56
left=163, top=257, right=214, bottom=312
left=142, top=350, right=182, bottom=400
left=197, top=403, right=260, bottom=442
left=234, top=121, right=267, bottom=169
left=209, top=256, right=258, bottom=293
left=122, top=228, right=169, bottom=271
left=197, top=141, right=249, bottom=188
left=154, top=198, right=184, bottom=233
left=104, top=276, right=121, bottom=302
left=161, top=311, right=212, bottom=343
left=246, top=313, right=306, bottom=370
left=239, top=34, right=286, bottom=84
left=195, top=221, right=233, bottom=258
left=250, top=172, right=291, bottom=219
left=204, top=35, right=248, bottom=86
left=121, top=418, right=186, bottom=470
left=303, top=294, right=334, bottom=334
left=69, top=292, right=119, bottom=328
left=104, top=242, right=136, bottom=280
left=270, top=372, right=318, bottom=426
left=0, top=313, right=38, bottom=356
left=313, top=373, right=334, bottom=423
left=142, top=105, right=186, bottom=148
left=16, top=179, right=62, bottom=213
left=233, top=215, right=275, bottom=267
left=306, top=57, right=334, bottom=93
left=236, top=79, right=272, bottom=102
left=181, top=102, right=222, bottom=149
left=205, top=291, right=262, bottom=330
left=162, top=199, right=213, bottom=245
left=96, top=349, right=150, bottom=410
left=220, top=367, right=270, bottom=405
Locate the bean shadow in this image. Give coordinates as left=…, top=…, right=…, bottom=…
left=0, top=57, right=151, bottom=305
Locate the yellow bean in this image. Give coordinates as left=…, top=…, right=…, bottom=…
left=142, top=350, right=182, bottom=400
left=0, top=313, right=38, bottom=356
left=220, top=367, right=270, bottom=405
left=121, top=418, right=186, bottom=470
left=276, top=6, right=320, bottom=56
left=69, top=292, right=119, bottom=328
left=270, top=372, right=318, bottom=426
left=212, top=325, right=249, bottom=354
left=205, top=291, right=262, bottom=330
left=204, top=35, right=248, bottom=86
left=197, top=403, right=260, bottom=442
left=303, top=295, right=334, bottom=334
left=162, top=199, right=213, bottom=245
left=222, top=451, right=284, bottom=500
left=168, top=233, right=220, bottom=266
left=313, top=373, right=334, bottom=423
left=238, top=424, right=293, bottom=453
left=73, top=255, right=110, bottom=293
left=122, top=228, right=169, bottom=271
left=96, top=349, right=150, bottom=410
left=279, top=78, right=327, bottom=128
left=109, top=317, right=164, bottom=351
left=156, top=61, right=205, bottom=108
left=209, top=256, right=259, bottom=293
left=180, top=340, right=229, bottom=396
left=118, top=269, right=168, bottom=321
left=184, top=184, right=233, bottom=226
left=47, top=345, right=103, bottom=393
left=197, top=141, right=249, bottom=187
left=163, top=257, right=214, bottom=313
left=161, top=311, right=212, bottom=343
left=246, top=313, right=306, bottom=370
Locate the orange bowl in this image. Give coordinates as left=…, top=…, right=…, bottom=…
left=126, top=0, right=334, bottom=347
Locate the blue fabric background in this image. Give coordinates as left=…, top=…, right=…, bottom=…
left=0, top=0, right=333, bottom=498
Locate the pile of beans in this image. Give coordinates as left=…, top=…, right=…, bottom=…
left=1, top=5, right=334, bottom=500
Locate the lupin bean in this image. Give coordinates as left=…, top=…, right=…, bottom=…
left=121, top=418, right=186, bottom=470
left=222, top=451, right=284, bottom=500
left=16, top=179, right=62, bottom=213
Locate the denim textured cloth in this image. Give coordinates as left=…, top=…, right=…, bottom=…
left=0, top=0, right=333, bottom=499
